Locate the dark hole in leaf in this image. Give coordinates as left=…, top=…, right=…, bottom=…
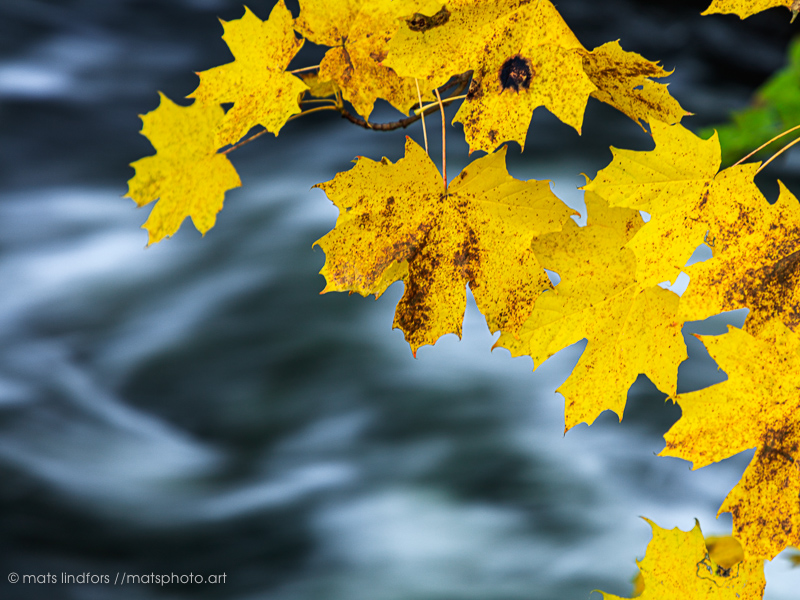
left=499, top=55, right=532, bottom=92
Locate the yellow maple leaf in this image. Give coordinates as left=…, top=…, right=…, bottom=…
left=385, top=0, right=530, bottom=91
left=582, top=41, right=688, bottom=129
left=631, top=533, right=749, bottom=596
left=313, top=137, right=575, bottom=354
left=702, top=0, right=799, bottom=20
left=294, top=0, right=431, bottom=120
left=495, top=193, right=686, bottom=431
left=680, top=180, right=800, bottom=335
left=660, top=322, right=800, bottom=560
left=387, top=1, right=686, bottom=153
left=583, top=122, right=727, bottom=289
left=189, top=2, right=308, bottom=147
left=451, top=0, right=595, bottom=152
left=125, top=93, right=241, bottom=245
left=602, top=519, right=765, bottom=600
left=388, top=0, right=592, bottom=152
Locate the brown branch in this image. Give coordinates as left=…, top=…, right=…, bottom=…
left=338, top=74, right=470, bottom=132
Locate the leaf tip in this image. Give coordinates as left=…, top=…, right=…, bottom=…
left=143, top=226, right=161, bottom=247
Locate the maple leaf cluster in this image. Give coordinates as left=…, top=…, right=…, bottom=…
left=125, top=0, right=687, bottom=243
left=124, top=0, right=800, bottom=598
left=580, top=122, right=800, bottom=576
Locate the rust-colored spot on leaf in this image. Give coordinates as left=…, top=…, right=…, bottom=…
left=453, top=227, right=481, bottom=280
left=406, top=6, right=450, bottom=32
left=466, top=78, right=482, bottom=101
left=369, top=50, right=388, bottom=62
left=380, top=195, right=396, bottom=217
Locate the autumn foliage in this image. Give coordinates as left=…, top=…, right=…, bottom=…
left=126, top=0, right=800, bottom=597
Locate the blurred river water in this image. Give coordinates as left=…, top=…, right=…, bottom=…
left=0, top=1, right=797, bottom=598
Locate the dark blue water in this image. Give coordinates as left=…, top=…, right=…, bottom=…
left=0, top=1, right=797, bottom=598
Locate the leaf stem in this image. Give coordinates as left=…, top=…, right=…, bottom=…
left=733, top=123, right=800, bottom=166
left=287, top=106, right=340, bottom=120
left=435, top=88, right=446, bottom=191
left=289, top=65, right=320, bottom=74
left=415, top=78, right=429, bottom=155
left=299, top=98, right=339, bottom=105
left=756, top=134, right=800, bottom=174
left=414, top=94, right=467, bottom=115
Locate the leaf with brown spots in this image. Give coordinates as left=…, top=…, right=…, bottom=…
left=313, top=137, right=575, bottom=354
left=387, top=1, right=686, bottom=153
left=188, top=3, right=308, bottom=147
left=601, top=519, right=765, bottom=600
left=582, top=40, right=689, bottom=129
left=451, top=0, right=595, bottom=152
left=295, top=0, right=434, bottom=120
left=495, top=193, right=687, bottom=431
left=583, top=122, right=731, bottom=290
left=679, top=180, right=800, bottom=336
left=661, top=322, right=800, bottom=560
left=702, top=0, right=799, bottom=20
left=388, top=0, right=595, bottom=152
left=385, top=0, right=533, bottom=92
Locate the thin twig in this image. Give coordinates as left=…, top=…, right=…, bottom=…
left=435, top=88, right=446, bottom=191
left=414, top=94, right=468, bottom=115
left=219, top=106, right=338, bottom=155
left=299, top=98, right=339, bottom=105
left=733, top=123, right=800, bottom=166
left=289, top=65, right=320, bottom=74
left=287, top=106, right=339, bottom=120
left=415, top=78, right=428, bottom=155
left=220, top=128, right=269, bottom=155
left=756, top=135, right=800, bottom=173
